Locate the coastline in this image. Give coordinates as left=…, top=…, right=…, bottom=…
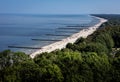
left=30, top=16, right=108, bottom=58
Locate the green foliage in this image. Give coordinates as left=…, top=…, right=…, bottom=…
left=93, top=33, right=114, bottom=51
left=115, top=50, right=120, bottom=57
left=34, top=52, right=64, bottom=82
left=0, top=62, right=41, bottom=82
left=83, top=42, right=108, bottom=54
left=0, top=50, right=32, bottom=70
left=56, top=50, right=83, bottom=82
left=111, top=28, right=120, bottom=47
left=82, top=52, right=111, bottom=82
left=111, top=55, right=120, bottom=82
left=66, top=43, right=79, bottom=51
left=75, top=37, right=85, bottom=44
left=18, top=62, right=42, bottom=82
left=39, top=64, right=63, bottom=82
left=0, top=50, right=38, bottom=82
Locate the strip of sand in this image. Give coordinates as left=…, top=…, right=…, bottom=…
left=30, top=17, right=107, bottom=58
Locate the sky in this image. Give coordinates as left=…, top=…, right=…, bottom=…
left=0, top=0, right=120, bottom=14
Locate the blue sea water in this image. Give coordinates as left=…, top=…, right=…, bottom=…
left=0, top=14, right=99, bottom=54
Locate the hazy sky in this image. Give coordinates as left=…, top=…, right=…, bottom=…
left=0, top=0, right=120, bottom=14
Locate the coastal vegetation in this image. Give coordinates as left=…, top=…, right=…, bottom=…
left=0, top=14, right=120, bottom=82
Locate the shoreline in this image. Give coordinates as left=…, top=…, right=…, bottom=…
left=30, top=16, right=107, bottom=58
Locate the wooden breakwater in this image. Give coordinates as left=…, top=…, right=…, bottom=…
left=46, top=34, right=70, bottom=36
left=8, top=46, right=42, bottom=49
left=32, top=39, right=61, bottom=41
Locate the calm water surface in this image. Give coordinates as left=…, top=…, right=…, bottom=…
left=0, top=14, right=99, bottom=54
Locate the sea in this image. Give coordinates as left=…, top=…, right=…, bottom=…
left=0, top=14, right=100, bottom=54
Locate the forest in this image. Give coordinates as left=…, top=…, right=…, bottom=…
left=0, top=14, right=120, bottom=82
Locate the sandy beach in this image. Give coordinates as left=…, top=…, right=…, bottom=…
left=30, top=16, right=107, bottom=58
